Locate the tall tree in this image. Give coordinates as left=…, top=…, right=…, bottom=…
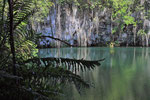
left=8, top=0, right=16, bottom=75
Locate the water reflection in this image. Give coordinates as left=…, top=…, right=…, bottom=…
left=39, top=47, right=150, bottom=100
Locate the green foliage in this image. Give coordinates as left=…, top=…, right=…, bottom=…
left=110, top=0, right=137, bottom=35
left=30, top=0, right=54, bottom=22
left=16, top=40, right=38, bottom=60
left=112, top=28, right=117, bottom=34
left=123, top=15, right=136, bottom=26
left=137, top=29, right=146, bottom=36
left=58, top=0, right=103, bottom=9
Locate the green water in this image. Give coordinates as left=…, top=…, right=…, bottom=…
left=39, top=47, right=150, bottom=100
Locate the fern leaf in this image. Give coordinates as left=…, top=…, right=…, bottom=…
left=24, top=57, right=105, bottom=72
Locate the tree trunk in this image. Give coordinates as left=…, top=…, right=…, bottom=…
left=8, top=0, right=16, bottom=75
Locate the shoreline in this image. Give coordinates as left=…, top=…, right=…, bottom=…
left=37, top=45, right=149, bottom=49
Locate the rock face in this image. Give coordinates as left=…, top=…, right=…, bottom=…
left=35, top=2, right=112, bottom=47
left=35, top=1, right=150, bottom=47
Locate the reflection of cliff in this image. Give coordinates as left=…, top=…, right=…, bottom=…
left=39, top=47, right=107, bottom=60
left=39, top=47, right=150, bottom=100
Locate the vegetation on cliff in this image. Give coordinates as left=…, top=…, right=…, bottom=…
left=36, top=0, right=150, bottom=47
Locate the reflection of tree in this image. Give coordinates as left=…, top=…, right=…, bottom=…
left=104, top=48, right=150, bottom=100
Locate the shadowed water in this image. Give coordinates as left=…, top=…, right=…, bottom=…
left=39, top=47, right=150, bottom=100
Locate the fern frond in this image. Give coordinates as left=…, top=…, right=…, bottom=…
left=13, top=0, right=35, bottom=30
left=19, top=57, right=104, bottom=94
left=24, top=57, right=104, bottom=72
left=14, top=10, right=34, bottom=30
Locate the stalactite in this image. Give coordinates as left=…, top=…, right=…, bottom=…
left=145, top=34, right=149, bottom=47
left=56, top=5, right=61, bottom=47
left=142, top=35, right=145, bottom=47
left=94, top=12, right=99, bottom=35
left=133, top=26, right=137, bottom=46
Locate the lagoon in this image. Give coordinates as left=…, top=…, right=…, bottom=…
left=39, top=47, right=150, bottom=100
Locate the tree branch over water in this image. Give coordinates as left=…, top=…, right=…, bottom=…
left=40, top=36, right=74, bottom=47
